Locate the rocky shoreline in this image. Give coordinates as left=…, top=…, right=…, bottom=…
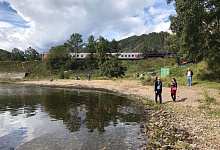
left=143, top=103, right=220, bottom=149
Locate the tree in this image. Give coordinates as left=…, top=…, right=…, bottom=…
left=44, top=45, right=69, bottom=71
left=85, top=35, right=97, bottom=69
left=109, top=39, right=119, bottom=53
left=11, top=48, right=25, bottom=61
left=95, top=36, right=109, bottom=58
left=167, top=0, right=220, bottom=62
left=166, top=0, right=220, bottom=80
left=99, top=54, right=127, bottom=78
left=86, top=35, right=96, bottom=53
left=25, top=47, right=39, bottom=61
left=68, top=33, right=83, bottom=54
left=94, top=36, right=126, bottom=78
left=164, top=35, right=183, bottom=64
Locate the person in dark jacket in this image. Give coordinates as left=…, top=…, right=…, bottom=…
left=186, top=68, right=193, bottom=86
left=155, top=77, right=162, bottom=104
left=171, top=78, right=177, bottom=102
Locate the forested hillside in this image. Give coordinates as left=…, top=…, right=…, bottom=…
left=0, top=49, right=11, bottom=61
left=118, top=31, right=170, bottom=53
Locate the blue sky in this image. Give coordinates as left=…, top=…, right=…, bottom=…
left=0, top=0, right=176, bottom=53
left=0, top=1, right=29, bottom=28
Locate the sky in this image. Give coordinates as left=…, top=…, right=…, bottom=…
left=0, top=0, right=176, bottom=53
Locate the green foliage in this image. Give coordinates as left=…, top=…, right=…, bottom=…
left=44, top=45, right=69, bottom=71
left=118, top=31, right=170, bottom=52
left=25, top=47, right=40, bottom=61
left=166, top=0, right=220, bottom=79
left=0, top=49, right=11, bottom=61
left=207, top=51, right=220, bottom=80
left=140, top=99, right=163, bottom=110
left=85, top=53, right=98, bottom=70
left=109, top=39, right=120, bottom=53
left=198, top=104, right=210, bottom=110
left=0, top=61, right=53, bottom=79
left=59, top=70, right=71, bottom=79
left=141, top=75, right=155, bottom=86
left=203, top=91, right=217, bottom=104
left=95, top=36, right=109, bottom=57
left=11, top=48, right=25, bottom=61
left=124, top=58, right=176, bottom=74
left=67, top=33, right=83, bottom=53
left=85, top=35, right=96, bottom=53
left=99, top=55, right=127, bottom=78
left=196, top=91, right=217, bottom=105
left=208, top=109, right=220, bottom=116
left=164, top=35, right=183, bottom=65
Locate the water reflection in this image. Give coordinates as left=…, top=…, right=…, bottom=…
left=39, top=89, right=145, bottom=133
left=0, top=85, right=146, bottom=149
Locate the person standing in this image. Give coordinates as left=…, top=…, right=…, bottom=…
left=171, top=78, right=177, bottom=102
left=88, top=74, right=90, bottom=81
left=186, top=68, right=193, bottom=86
left=155, top=77, right=162, bottom=104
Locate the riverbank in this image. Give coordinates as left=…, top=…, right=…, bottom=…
left=17, top=79, right=220, bottom=107
left=16, top=79, right=220, bottom=149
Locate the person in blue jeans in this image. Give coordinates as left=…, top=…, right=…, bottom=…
left=155, top=77, right=162, bottom=104
left=186, top=68, right=193, bottom=86
left=88, top=74, right=90, bottom=81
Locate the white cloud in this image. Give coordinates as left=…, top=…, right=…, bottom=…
left=153, top=21, right=172, bottom=33
left=0, top=0, right=175, bottom=53
left=0, top=21, right=13, bottom=28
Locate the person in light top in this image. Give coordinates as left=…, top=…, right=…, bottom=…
left=186, top=68, right=193, bottom=86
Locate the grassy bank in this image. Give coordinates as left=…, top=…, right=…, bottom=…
left=0, top=59, right=219, bottom=89
left=122, top=58, right=220, bottom=89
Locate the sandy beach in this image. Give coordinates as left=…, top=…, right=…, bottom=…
left=17, top=79, right=220, bottom=108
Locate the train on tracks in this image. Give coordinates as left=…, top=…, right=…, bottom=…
left=42, top=52, right=172, bottom=60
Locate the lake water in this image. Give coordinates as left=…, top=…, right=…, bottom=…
left=0, top=85, right=147, bottom=150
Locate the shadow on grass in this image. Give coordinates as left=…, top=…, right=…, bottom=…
left=177, top=98, right=187, bottom=102
left=192, top=82, right=199, bottom=86
left=163, top=98, right=187, bottom=104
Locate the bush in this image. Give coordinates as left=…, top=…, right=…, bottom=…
left=59, top=70, right=64, bottom=79
left=141, top=75, right=155, bottom=86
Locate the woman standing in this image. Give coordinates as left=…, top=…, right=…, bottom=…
left=171, top=78, right=177, bottom=102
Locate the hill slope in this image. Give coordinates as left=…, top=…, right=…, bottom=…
left=118, top=31, right=170, bottom=52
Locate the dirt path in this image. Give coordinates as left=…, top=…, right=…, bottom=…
left=17, top=79, right=220, bottom=108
